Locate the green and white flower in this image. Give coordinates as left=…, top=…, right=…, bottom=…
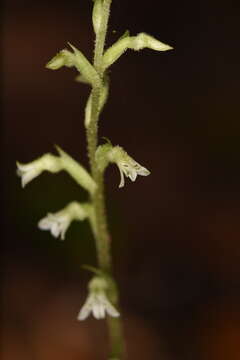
left=16, top=147, right=96, bottom=194
left=78, top=277, right=119, bottom=320
left=16, top=154, right=62, bottom=188
left=96, top=144, right=150, bottom=188
left=38, top=202, right=91, bottom=240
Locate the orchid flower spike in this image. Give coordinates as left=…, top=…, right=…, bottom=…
left=38, top=202, right=91, bottom=240
left=96, top=144, right=150, bottom=188
left=78, top=276, right=120, bottom=321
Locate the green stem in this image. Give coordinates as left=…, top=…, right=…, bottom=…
left=86, top=0, right=125, bottom=358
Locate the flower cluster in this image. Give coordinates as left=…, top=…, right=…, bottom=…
left=16, top=1, right=173, bottom=334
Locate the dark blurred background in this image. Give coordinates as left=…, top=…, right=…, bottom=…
left=3, top=0, right=240, bottom=359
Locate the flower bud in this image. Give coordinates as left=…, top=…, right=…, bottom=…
left=102, top=32, right=173, bottom=71
left=46, top=44, right=100, bottom=87
left=46, top=49, right=75, bottom=70
left=132, top=33, right=173, bottom=51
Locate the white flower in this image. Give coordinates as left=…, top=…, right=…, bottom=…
left=38, top=212, right=71, bottom=240
left=108, top=146, right=150, bottom=188
left=16, top=162, right=42, bottom=188
left=77, top=277, right=120, bottom=321
left=16, top=147, right=96, bottom=194
left=38, top=202, right=89, bottom=240
left=16, top=154, right=62, bottom=188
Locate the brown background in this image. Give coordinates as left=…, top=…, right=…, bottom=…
left=3, top=0, right=240, bottom=359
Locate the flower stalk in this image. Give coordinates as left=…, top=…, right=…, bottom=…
left=86, top=1, right=125, bottom=357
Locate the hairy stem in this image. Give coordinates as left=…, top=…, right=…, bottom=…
left=86, top=0, right=125, bottom=358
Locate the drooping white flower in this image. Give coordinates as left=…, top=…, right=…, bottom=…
left=38, top=202, right=90, bottom=240
left=107, top=146, right=150, bottom=188
left=77, top=277, right=120, bottom=321
left=16, top=147, right=96, bottom=194
left=16, top=154, right=62, bottom=188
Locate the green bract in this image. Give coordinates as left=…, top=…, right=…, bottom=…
left=55, top=146, right=97, bottom=194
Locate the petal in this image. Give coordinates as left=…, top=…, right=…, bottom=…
left=38, top=218, right=51, bottom=230
left=60, top=229, right=66, bottom=240
left=118, top=168, right=125, bottom=188
left=16, top=162, right=35, bottom=172
left=137, top=166, right=150, bottom=176
left=21, top=170, right=38, bottom=187
left=77, top=295, right=94, bottom=321
left=100, top=294, right=120, bottom=318
left=97, top=303, right=106, bottom=319
left=77, top=303, right=91, bottom=321
left=106, top=303, right=120, bottom=318
left=92, top=302, right=101, bottom=319
left=51, top=222, right=61, bottom=238
left=128, top=170, right=137, bottom=182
